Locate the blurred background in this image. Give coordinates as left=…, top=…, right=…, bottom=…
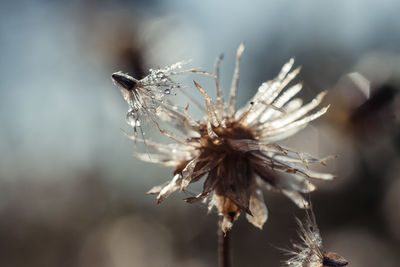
left=1, top=0, right=400, bottom=266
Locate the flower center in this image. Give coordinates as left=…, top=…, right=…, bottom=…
left=200, top=121, right=255, bottom=155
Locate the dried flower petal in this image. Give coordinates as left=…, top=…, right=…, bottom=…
left=246, top=189, right=268, bottom=229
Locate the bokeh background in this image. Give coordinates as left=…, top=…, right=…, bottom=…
left=1, top=1, right=400, bottom=266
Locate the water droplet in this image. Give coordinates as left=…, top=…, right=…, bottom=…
left=164, top=89, right=171, bottom=95
left=126, top=112, right=137, bottom=127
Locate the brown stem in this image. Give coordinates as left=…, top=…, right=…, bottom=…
left=218, top=218, right=232, bottom=267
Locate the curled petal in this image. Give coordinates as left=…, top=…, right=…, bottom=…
left=180, top=157, right=200, bottom=190
left=147, top=182, right=168, bottom=195
left=228, top=42, right=245, bottom=116
left=276, top=173, right=316, bottom=193
left=193, top=80, right=220, bottom=126
left=246, top=189, right=268, bottom=229
left=259, top=105, right=330, bottom=139
left=284, top=98, right=303, bottom=112
left=272, top=83, right=303, bottom=108
left=181, top=156, right=222, bottom=191
left=239, top=60, right=300, bottom=125
left=155, top=174, right=182, bottom=203
left=272, top=152, right=336, bottom=166
left=281, top=189, right=309, bottom=208
left=259, top=123, right=308, bottom=143
left=301, top=169, right=336, bottom=180
left=261, top=91, right=327, bottom=130
left=264, top=66, right=301, bottom=107
left=185, top=167, right=219, bottom=203
left=134, top=152, right=182, bottom=166
left=227, top=139, right=286, bottom=154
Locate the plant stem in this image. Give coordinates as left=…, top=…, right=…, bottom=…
left=218, top=218, right=232, bottom=267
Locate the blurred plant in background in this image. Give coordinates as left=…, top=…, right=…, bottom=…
left=283, top=207, right=348, bottom=267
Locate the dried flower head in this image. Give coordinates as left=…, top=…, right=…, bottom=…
left=129, top=43, right=334, bottom=232
left=283, top=208, right=348, bottom=267
left=112, top=61, right=186, bottom=137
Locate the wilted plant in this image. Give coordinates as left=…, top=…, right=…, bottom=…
left=114, top=43, right=343, bottom=267
left=136, top=44, right=333, bottom=231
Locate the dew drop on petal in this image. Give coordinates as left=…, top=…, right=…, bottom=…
left=126, top=111, right=141, bottom=127
left=126, top=111, right=137, bottom=127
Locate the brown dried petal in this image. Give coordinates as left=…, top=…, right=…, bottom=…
left=275, top=173, right=316, bottom=193
left=222, top=156, right=252, bottom=214
left=246, top=189, right=268, bottom=229
left=185, top=168, right=219, bottom=203
left=156, top=174, right=182, bottom=203
left=180, top=157, right=199, bottom=190
left=282, top=189, right=309, bottom=208
left=252, top=158, right=277, bottom=186
left=147, top=184, right=166, bottom=195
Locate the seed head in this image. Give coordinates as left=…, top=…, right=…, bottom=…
left=129, top=43, right=334, bottom=232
